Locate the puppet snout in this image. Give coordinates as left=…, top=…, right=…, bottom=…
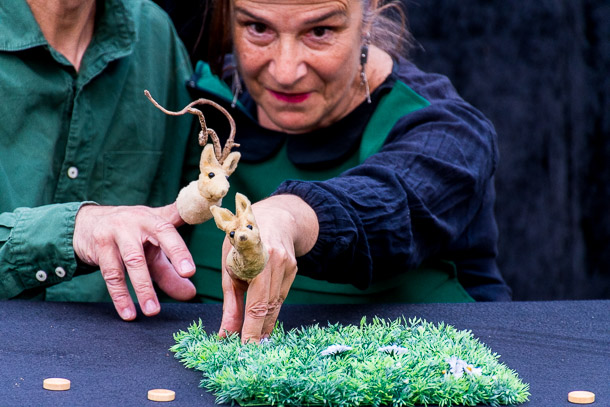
left=198, top=174, right=230, bottom=200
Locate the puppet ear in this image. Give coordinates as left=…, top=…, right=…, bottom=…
left=210, top=205, right=235, bottom=232
left=234, top=193, right=252, bottom=217
left=222, top=152, right=241, bottom=176
left=200, top=144, right=220, bottom=172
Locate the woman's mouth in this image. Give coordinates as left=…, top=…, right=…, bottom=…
left=269, top=90, right=310, bottom=103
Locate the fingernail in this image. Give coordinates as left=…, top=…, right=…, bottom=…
left=180, top=259, right=195, bottom=274
left=144, top=300, right=157, bottom=314
left=121, top=307, right=135, bottom=320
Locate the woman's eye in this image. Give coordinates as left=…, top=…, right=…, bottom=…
left=311, top=26, right=330, bottom=38
left=249, top=22, right=267, bottom=34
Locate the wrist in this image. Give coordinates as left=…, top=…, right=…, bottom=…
left=257, top=194, right=318, bottom=256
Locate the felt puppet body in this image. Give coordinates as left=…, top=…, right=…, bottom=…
left=210, top=193, right=269, bottom=281
left=176, top=144, right=239, bottom=224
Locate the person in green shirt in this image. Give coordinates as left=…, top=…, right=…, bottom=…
left=0, top=0, right=199, bottom=320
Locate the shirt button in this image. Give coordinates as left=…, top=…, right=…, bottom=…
left=67, top=166, right=79, bottom=179
left=55, top=266, right=66, bottom=278
left=36, top=270, right=47, bottom=282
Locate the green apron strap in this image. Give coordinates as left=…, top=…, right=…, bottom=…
left=359, top=80, right=429, bottom=163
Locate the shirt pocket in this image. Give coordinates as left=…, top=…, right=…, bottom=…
left=102, top=151, right=163, bottom=206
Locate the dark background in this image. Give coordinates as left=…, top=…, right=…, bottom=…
left=153, top=0, right=610, bottom=301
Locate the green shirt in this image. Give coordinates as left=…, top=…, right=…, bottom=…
left=0, top=0, right=194, bottom=300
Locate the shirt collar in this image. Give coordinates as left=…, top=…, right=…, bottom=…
left=0, top=0, right=137, bottom=61
left=0, top=2, right=46, bottom=51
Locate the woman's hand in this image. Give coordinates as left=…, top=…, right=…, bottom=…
left=73, top=203, right=196, bottom=320
left=218, top=195, right=318, bottom=343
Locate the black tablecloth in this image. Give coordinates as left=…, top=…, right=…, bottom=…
left=1, top=300, right=608, bottom=406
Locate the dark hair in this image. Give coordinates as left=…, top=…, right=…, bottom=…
left=364, top=0, right=414, bottom=58
left=205, top=0, right=414, bottom=76
left=205, top=0, right=232, bottom=76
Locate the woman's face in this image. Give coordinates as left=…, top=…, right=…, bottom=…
left=232, top=0, right=366, bottom=134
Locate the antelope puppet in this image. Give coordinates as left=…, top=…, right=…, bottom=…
left=210, top=193, right=268, bottom=281
left=145, top=90, right=240, bottom=224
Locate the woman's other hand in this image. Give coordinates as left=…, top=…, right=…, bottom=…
left=219, top=195, right=318, bottom=343
left=73, top=203, right=196, bottom=320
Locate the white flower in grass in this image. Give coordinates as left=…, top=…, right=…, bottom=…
left=444, top=356, right=482, bottom=378
left=445, top=356, right=467, bottom=378
left=320, top=344, right=353, bottom=356
left=465, top=364, right=482, bottom=376
left=378, top=345, right=409, bottom=355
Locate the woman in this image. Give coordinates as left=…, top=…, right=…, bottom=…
left=184, top=0, right=511, bottom=343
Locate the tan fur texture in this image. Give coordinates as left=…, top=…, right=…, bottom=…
left=210, top=193, right=268, bottom=281
left=176, top=144, right=241, bottom=224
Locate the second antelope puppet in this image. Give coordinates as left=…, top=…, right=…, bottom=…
left=210, top=193, right=269, bottom=281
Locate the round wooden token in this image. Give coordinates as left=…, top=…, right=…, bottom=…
left=148, top=389, right=175, bottom=402
left=43, top=378, right=71, bottom=391
left=568, top=391, right=595, bottom=404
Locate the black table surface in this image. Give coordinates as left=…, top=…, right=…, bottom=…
left=1, top=299, right=608, bottom=406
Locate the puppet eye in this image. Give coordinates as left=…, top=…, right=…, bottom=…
left=247, top=225, right=253, bottom=230
left=208, top=172, right=215, bottom=178
left=230, top=231, right=235, bottom=238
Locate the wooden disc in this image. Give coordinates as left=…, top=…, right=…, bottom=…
left=43, top=378, right=71, bottom=391
left=568, top=391, right=595, bottom=404
left=148, top=388, right=175, bottom=402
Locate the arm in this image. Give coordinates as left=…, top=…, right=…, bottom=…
left=218, top=98, right=497, bottom=342
left=0, top=202, right=197, bottom=319
left=278, top=99, right=498, bottom=287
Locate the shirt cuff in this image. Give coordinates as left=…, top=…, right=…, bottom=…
left=10, top=202, right=94, bottom=293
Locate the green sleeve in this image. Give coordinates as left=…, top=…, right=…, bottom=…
left=0, top=202, right=89, bottom=299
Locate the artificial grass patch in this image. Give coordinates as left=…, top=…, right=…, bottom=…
left=171, top=317, right=529, bottom=406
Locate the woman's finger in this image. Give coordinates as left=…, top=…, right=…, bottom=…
left=219, top=239, right=248, bottom=337
left=219, top=271, right=248, bottom=337
left=240, top=269, right=271, bottom=344
left=261, top=248, right=298, bottom=337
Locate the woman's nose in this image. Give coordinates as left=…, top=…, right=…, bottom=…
left=267, top=37, right=307, bottom=86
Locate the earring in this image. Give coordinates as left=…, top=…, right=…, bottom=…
left=360, top=32, right=372, bottom=104
left=231, top=69, right=242, bottom=108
